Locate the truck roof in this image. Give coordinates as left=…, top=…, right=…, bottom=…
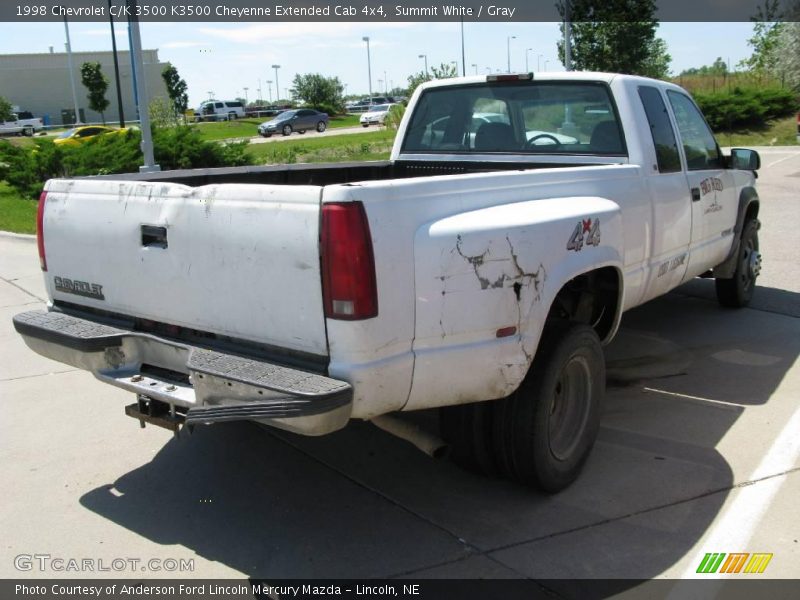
left=418, top=71, right=686, bottom=94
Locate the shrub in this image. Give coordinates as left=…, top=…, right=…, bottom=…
left=693, top=87, right=798, bottom=130
left=384, top=104, right=406, bottom=130
left=0, top=126, right=251, bottom=199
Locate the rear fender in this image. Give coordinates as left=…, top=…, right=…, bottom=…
left=406, top=196, right=623, bottom=410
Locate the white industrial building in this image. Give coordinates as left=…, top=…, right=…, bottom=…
left=0, top=49, right=169, bottom=126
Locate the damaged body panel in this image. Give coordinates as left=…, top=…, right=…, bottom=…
left=406, top=196, right=623, bottom=410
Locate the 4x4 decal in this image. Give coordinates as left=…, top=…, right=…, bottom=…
left=567, top=218, right=601, bottom=252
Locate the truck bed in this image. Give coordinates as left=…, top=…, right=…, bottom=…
left=95, top=159, right=600, bottom=187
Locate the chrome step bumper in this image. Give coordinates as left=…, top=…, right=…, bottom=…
left=13, top=310, right=352, bottom=435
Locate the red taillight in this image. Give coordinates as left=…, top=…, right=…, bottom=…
left=37, top=191, right=47, bottom=271
left=321, top=201, right=378, bottom=320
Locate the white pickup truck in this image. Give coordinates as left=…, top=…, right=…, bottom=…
left=14, top=72, right=762, bottom=492
left=0, top=112, right=43, bottom=136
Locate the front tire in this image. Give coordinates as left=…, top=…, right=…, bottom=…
left=362, top=123, right=369, bottom=128
left=492, top=323, right=604, bottom=492
left=715, top=219, right=760, bottom=308
left=317, top=121, right=327, bottom=132
left=282, top=124, right=292, bottom=136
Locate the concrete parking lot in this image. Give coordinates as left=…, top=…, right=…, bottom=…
left=0, top=148, right=798, bottom=588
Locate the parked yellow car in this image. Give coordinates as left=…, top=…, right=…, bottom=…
left=53, top=126, right=128, bottom=146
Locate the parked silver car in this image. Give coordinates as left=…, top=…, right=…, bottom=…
left=258, top=109, right=329, bottom=137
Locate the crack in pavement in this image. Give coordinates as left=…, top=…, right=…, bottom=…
left=0, top=274, right=45, bottom=303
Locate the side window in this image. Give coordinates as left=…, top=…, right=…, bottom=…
left=638, top=86, right=681, bottom=173
left=214, top=102, right=223, bottom=109
left=667, top=91, right=722, bottom=170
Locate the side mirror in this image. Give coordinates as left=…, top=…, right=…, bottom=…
left=731, top=148, right=760, bottom=171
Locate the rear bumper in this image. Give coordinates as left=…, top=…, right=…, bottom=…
left=13, top=310, right=352, bottom=435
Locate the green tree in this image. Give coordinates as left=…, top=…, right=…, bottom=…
left=161, top=64, right=189, bottom=121
left=556, top=0, right=670, bottom=78
left=679, top=58, right=729, bottom=77
left=739, top=0, right=785, bottom=75
left=290, top=73, right=344, bottom=114
left=0, top=95, right=13, bottom=122
left=406, top=62, right=458, bottom=98
left=776, top=21, right=800, bottom=90
left=80, top=62, right=109, bottom=123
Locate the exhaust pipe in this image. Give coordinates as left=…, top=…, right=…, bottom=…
left=371, top=414, right=449, bottom=459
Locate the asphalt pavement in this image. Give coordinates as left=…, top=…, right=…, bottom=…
left=0, top=148, right=798, bottom=589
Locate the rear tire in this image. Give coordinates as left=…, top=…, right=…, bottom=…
left=439, top=402, right=497, bottom=476
left=491, top=323, right=604, bottom=492
left=715, top=219, right=760, bottom=308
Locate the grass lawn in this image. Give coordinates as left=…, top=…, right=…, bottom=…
left=0, top=181, right=37, bottom=234
left=193, top=114, right=361, bottom=142
left=246, top=129, right=396, bottom=164
left=714, top=116, right=798, bottom=147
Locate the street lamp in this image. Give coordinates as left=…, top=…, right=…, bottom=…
left=207, top=91, right=214, bottom=101
left=362, top=36, right=373, bottom=104
left=257, top=78, right=262, bottom=104
left=383, top=70, right=387, bottom=94
left=418, top=54, right=428, bottom=75
left=537, top=54, right=544, bottom=71
left=525, top=48, right=533, bottom=72
left=506, top=35, right=516, bottom=73
left=544, top=59, right=550, bottom=71
left=471, top=63, right=478, bottom=74
left=266, top=80, right=272, bottom=102
left=271, top=65, right=280, bottom=103
left=243, top=87, right=249, bottom=105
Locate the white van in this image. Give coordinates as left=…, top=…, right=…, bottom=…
left=195, top=100, right=246, bottom=122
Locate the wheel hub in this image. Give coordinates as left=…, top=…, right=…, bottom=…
left=748, top=250, right=762, bottom=279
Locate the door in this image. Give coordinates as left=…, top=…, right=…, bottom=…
left=637, top=85, right=692, bottom=303
left=666, top=91, right=737, bottom=279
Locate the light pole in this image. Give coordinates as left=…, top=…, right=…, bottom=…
left=544, top=59, right=550, bottom=71
left=472, top=63, right=478, bottom=74
left=506, top=35, right=516, bottom=73
left=525, top=48, right=533, bottom=72
left=266, top=80, right=272, bottom=102
left=271, top=64, right=280, bottom=103
left=243, top=87, right=249, bottom=105
left=362, top=36, right=373, bottom=104
left=418, top=54, right=428, bottom=75
left=257, top=79, right=262, bottom=104
left=107, top=0, right=125, bottom=127
left=383, top=70, right=387, bottom=94
left=63, top=17, right=82, bottom=125
left=537, top=54, right=544, bottom=71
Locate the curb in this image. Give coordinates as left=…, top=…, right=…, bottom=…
left=0, top=231, right=36, bottom=241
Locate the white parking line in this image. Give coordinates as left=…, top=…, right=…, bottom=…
left=672, top=397, right=800, bottom=583
left=765, top=152, right=800, bottom=169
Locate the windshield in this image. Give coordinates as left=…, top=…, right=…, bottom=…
left=372, top=104, right=391, bottom=112
left=58, top=129, right=76, bottom=138
left=401, top=81, right=625, bottom=156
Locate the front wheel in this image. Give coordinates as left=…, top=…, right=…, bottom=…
left=316, top=121, right=327, bottom=132
left=715, top=219, right=760, bottom=308
left=492, top=323, right=604, bottom=492
left=362, top=123, right=369, bottom=128
left=282, top=124, right=292, bottom=136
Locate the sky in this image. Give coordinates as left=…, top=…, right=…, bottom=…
left=0, top=21, right=756, bottom=106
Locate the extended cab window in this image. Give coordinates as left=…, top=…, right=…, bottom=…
left=402, top=81, right=625, bottom=156
left=638, top=86, right=681, bottom=173
left=667, top=91, right=722, bottom=170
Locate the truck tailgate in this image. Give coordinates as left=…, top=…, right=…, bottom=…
left=42, top=179, right=328, bottom=357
